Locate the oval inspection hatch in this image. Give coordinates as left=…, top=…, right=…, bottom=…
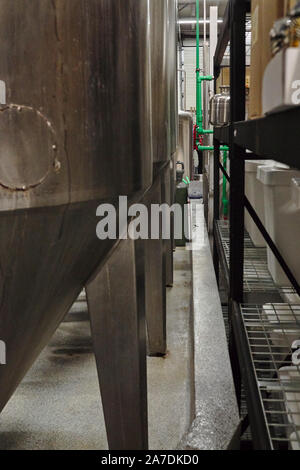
left=0, top=105, right=58, bottom=190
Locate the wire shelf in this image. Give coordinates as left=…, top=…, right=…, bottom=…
left=216, top=221, right=280, bottom=294
left=241, top=303, right=300, bottom=450
left=222, top=304, right=230, bottom=342
left=217, top=220, right=253, bottom=247
left=280, top=287, right=300, bottom=304
left=222, top=304, right=253, bottom=444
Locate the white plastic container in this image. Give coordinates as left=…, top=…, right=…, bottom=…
left=262, top=304, right=300, bottom=362
left=245, top=160, right=271, bottom=247
left=278, top=366, right=300, bottom=427
left=290, top=432, right=300, bottom=450
left=245, top=161, right=288, bottom=247
left=257, top=169, right=300, bottom=287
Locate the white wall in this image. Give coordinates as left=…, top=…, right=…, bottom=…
left=181, top=39, right=203, bottom=113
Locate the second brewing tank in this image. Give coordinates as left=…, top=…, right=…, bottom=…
left=150, top=0, right=178, bottom=163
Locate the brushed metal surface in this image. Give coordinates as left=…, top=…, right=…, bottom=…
left=168, top=0, right=179, bottom=156
left=0, top=105, right=57, bottom=191
left=0, top=201, right=117, bottom=414
left=0, top=0, right=154, bottom=415
left=150, top=0, right=178, bottom=162
left=0, top=0, right=179, bottom=449
left=144, top=176, right=166, bottom=356
left=86, top=238, right=148, bottom=450
left=150, top=0, right=169, bottom=163
left=162, top=162, right=175, bottom=288
left=0, top=0, right=153, bottom=211
left=177, top=111, right=194, bottom=179
left=209, top=88, right=230, bottom=128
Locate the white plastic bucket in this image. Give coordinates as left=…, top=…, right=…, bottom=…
left=258, top=168, right=300, bottom=287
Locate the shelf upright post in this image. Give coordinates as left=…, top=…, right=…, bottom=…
left=229, top=0, right=247, bottom=304
left=212, top=1, right=231, bottom=284
left=213, top=137, right=220, bottom=284
left=228, top=0, right=247, bottom=409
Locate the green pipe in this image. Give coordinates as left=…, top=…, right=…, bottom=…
left=222, top=149, right=229, bottom=218
left=196, top=0, right=213, bottom=140
left=197, top=75, right=213, bottom=136
left=195, top=0, right=228, bottom=199
left=196, top=0, right=200, bottom=128
left=197, top=144, right=228, bottom=152
left=198, top=145, right=214, bottom=151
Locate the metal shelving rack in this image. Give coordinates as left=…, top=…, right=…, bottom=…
left=213, top=0, right=300, bottom=450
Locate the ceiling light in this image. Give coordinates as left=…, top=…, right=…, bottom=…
left=178, top=19, right=223, bottom=25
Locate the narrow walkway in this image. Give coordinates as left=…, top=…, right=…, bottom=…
left=180, top=201, right=240, bottom=450
left=0, top=250, right=194, bottom=450
left=0, top=201, right=239, bottom=450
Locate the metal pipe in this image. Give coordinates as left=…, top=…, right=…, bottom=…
left=196, top=0, right=201, bottom=128
left=203, top=0, right=208, bottom=130
left=178, top=68, right=187, bottom=111
left=196, top=1, right=225, bottom=158
left=196, top=0, right=213, bottom=137
left=198, top=144, right=228, bottom=152
left=197, top=75, right=214, bottom=135
left=204, top=0, right=207, bottom=58
left=198, top=145, right=214, bottom=151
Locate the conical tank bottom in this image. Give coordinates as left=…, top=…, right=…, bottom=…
left=0, top=201, right=117, bottom=412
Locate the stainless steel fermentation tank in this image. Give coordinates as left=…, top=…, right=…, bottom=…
left=146, top=1, right=178, bottom=347
left=177, top=111, right=193, bottom=180
left=0, top=0, right=156, bottom=450
left=150, top=0, right=178, bottom=164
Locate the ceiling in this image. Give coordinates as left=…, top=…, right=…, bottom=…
left=178, top=0, right=228, bottom=38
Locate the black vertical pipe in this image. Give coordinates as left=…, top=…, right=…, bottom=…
left=229, top=0, right=247, bottom=304
left=213, top=138, right=220, bottom=282
left=197, top=149, right=203, bottom=175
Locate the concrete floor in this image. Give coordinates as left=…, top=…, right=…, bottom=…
left=0, top=201, right=239, bottom=450
left=181, top=202, right=240, bottom=450
left=0, top=250, right=193, bottom=450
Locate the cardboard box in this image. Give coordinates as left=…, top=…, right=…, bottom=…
left=284, top=0, right=297, bottom=15
left=249, top=0, right=285, bottom=119
left=262, top=1, right=285, bottom=72
left=249, top=0, right=262, bottom=119
left=216, top=66, right=250, bottom=94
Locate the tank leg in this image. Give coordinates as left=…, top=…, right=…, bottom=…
left=162, top=163, right=174, bottom=287
left=145, top=176, right=167, bottom=356
left=86, top=238, right=148, bottom=450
